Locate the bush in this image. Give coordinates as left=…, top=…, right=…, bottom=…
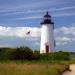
left=0, top=47, right=70, bottom=61
left=0, top=48, right=13, bottom=60
left=33, top=51, right=40, bottom=60
left=33, top=51, right=70, bottom=61
left=10, top=47, right=34, bottom=60
left=51, top=51, right=70, bottom=60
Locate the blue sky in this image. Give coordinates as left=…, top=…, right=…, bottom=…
left=0, top=0, right=75, bottom=51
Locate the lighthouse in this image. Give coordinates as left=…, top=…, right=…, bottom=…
left=40, top=12, right=55, bottom=54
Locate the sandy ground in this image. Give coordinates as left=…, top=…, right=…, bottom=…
left=63, top=64, right=75, bottom=75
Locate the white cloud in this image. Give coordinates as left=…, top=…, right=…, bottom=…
left=0, top=25, right=75, bottom=47
left=0, top=0, right=63, bottom=13
left=53, top=12, right=75, bottom=17
left=18, top=15, right=42, bottom=20
left=55, top=37, right=72, bottom=46
left=72, top=38, right=75, bottom=41
left=56, top=37, right=71, bottom=42
left=55, top=26, right=75, bottom=35
left=3, top=5, right=75, bottom=15
left=54, top=25, right=75, bottom=46
left=0, top=0, right=75, bottom=18
left=50, top=6, right=75, bottom=12
left=0, top=26, right=41, bottom=38
left=0, top=44, right=12, bottom=48
left=56, top=42, right=67, bottom=46
left=15, top=12, right=75, bottom=20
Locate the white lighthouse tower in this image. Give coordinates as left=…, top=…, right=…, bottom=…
left=40, top=12, right=55, bottom=54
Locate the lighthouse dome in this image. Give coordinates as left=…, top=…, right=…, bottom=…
left=44, top=12, right=51, bottom=18
left=41, top=12, right=54, bottom=24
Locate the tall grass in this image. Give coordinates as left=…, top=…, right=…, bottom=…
left=0, top=63, right=69, bottom=75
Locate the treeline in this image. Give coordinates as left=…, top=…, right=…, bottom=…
left=0, top=47, right=70, bottom=61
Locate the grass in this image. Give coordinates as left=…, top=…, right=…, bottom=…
left=0, top=61, right=69, bottom=75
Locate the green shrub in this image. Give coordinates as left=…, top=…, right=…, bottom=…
left=0, top=47, right=70, bottom=61
left=10, top=47, right=34, bottom=60
left=51, top=51, right=70, bottom=60
left=0, top=48, right=13, bottom=60
left=33, top=51, right=70, bottom=61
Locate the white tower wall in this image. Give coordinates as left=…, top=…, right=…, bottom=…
left=40, top=24, right=54, bottom=53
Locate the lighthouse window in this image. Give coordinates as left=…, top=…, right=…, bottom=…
left=44, top=17, right=50, bottom=20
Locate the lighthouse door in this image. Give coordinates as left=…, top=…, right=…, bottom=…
left=46, top=45, right=49, bottom=53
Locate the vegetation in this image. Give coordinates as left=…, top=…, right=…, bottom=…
left=0, top=47, right=70, bottom=61
left=0, top=47, right=72, bottom=75
left=10, top=47, right=33, bottom=60
left=0, top=63, right=69, bottom=75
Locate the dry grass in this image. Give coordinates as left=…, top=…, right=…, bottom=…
left=0, top=63, right=69, bottom=75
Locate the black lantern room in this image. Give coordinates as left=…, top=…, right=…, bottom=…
left=41, top=12, right=54, bottom=24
